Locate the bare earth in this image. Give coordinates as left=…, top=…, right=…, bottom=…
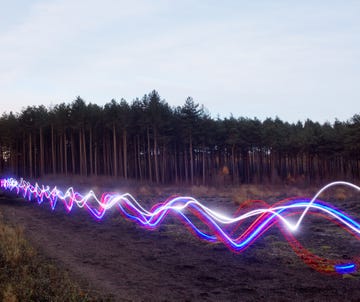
left=1, top=192, right=360, bottom=302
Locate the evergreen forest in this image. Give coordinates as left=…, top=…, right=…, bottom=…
left=0, top=90, right=359, bottom=186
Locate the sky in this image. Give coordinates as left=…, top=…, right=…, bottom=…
left=0, top=0, right=359, bottom=123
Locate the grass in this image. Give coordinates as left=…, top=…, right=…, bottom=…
left=23, top=174, right=357, bottom=202
left=0, top=211, right=111, bottom=302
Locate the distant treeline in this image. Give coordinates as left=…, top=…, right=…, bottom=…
left=0, top=90, right=359, bottom=185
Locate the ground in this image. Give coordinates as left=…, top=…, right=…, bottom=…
left=1, top=182, right=360, bottom=301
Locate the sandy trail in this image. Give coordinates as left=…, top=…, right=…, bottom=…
left=1, top=193, right=360, bottom=301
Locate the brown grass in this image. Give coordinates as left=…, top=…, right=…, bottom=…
left=0, top=223, right=34, bottom=266
left=24, top=174, right=360, bottom=207
left=334, top=188, right=348, bottom=201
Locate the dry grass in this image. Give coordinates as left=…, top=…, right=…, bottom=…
left=229, top=184, right=302, bottom=205
left=227, top=183, right=359, bottom=206
left=190, top=185, right=213, bottom=197
left=0, top=211, right=111, bottom=302
left=0, top=223, right=35, bottom=267
left=24, top=174, right=360, bottom=207
left=333, top=188, right=348, bottom=201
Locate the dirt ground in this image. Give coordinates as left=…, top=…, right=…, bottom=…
left=1, top=188, right=360, bottom=302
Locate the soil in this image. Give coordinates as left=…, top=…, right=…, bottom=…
left=1, top=191, right=360, bottom=302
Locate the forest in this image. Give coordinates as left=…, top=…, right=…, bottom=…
left=0, top=90, right=359, bottom=186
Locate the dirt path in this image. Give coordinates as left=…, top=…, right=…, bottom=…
left=1, top=193, right=360, bottom=301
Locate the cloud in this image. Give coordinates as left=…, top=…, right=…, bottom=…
left=0, top=0, right=359, bottom=122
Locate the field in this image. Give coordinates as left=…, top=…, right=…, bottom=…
left=1, top=179, right=360, bottom=301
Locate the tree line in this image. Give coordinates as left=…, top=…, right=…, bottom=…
left=0, top=90, right=359, bottom=186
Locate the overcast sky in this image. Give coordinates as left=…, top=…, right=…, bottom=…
left=0, top=0, right=359, bottom=123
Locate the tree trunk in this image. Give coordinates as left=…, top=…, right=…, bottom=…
left=29, top=132, right=33, bottom=178
left=154, top=128, right=159, bottom=183
left=174, top=147, right=178, bottom=184
left=113, top=124, right=118, bottom=177
left=34, top=136, right=37, bottom=177
left=161, top=143, right=166, bottom=184
left=89, top=127, right=93, bottom=175
left=202, top=145, right=206, bottom=185
left=118, top=137, right=123, bottom=178
left=189, top=135, right=194, bottom=185
left=147, top=127, right=152, bottom=182
left=137, top=135, right=142, bottom=181
left=51, top=124, right=56, bottom=174
left=184, top=146, right=188, bottom=184
left=22, top=134, right=26, bottom=175
left=64, top=132, right=68, bottom=175
left=82, top=127, right=87, bottom=176
left=123, top=129, right=127, bottom=179
left=71, top=131, right=76, bottom=174
left=14, top=142, right=19, bottom=176
left=79, top=129, right=83, bottom=176
left=102, top=133, right=107, bottom=175
left=108, top=135, right=113, bottom=176
left=39, top=127, right=44, bottom=176
left=231, top=144, right=236, bottom=184
left=59, top=133, right=64, bottom=174
left=94, top=143, right=98, bottom=176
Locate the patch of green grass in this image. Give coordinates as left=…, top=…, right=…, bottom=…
left=0, top=211, right=111, bottom=302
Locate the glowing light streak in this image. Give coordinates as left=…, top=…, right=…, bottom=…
left=1, top=177, right=360, bottom=275
left=335, top=263, right=356, bottom=274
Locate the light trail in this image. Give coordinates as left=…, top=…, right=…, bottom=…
left=1, top=177, right=359, bottom=275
